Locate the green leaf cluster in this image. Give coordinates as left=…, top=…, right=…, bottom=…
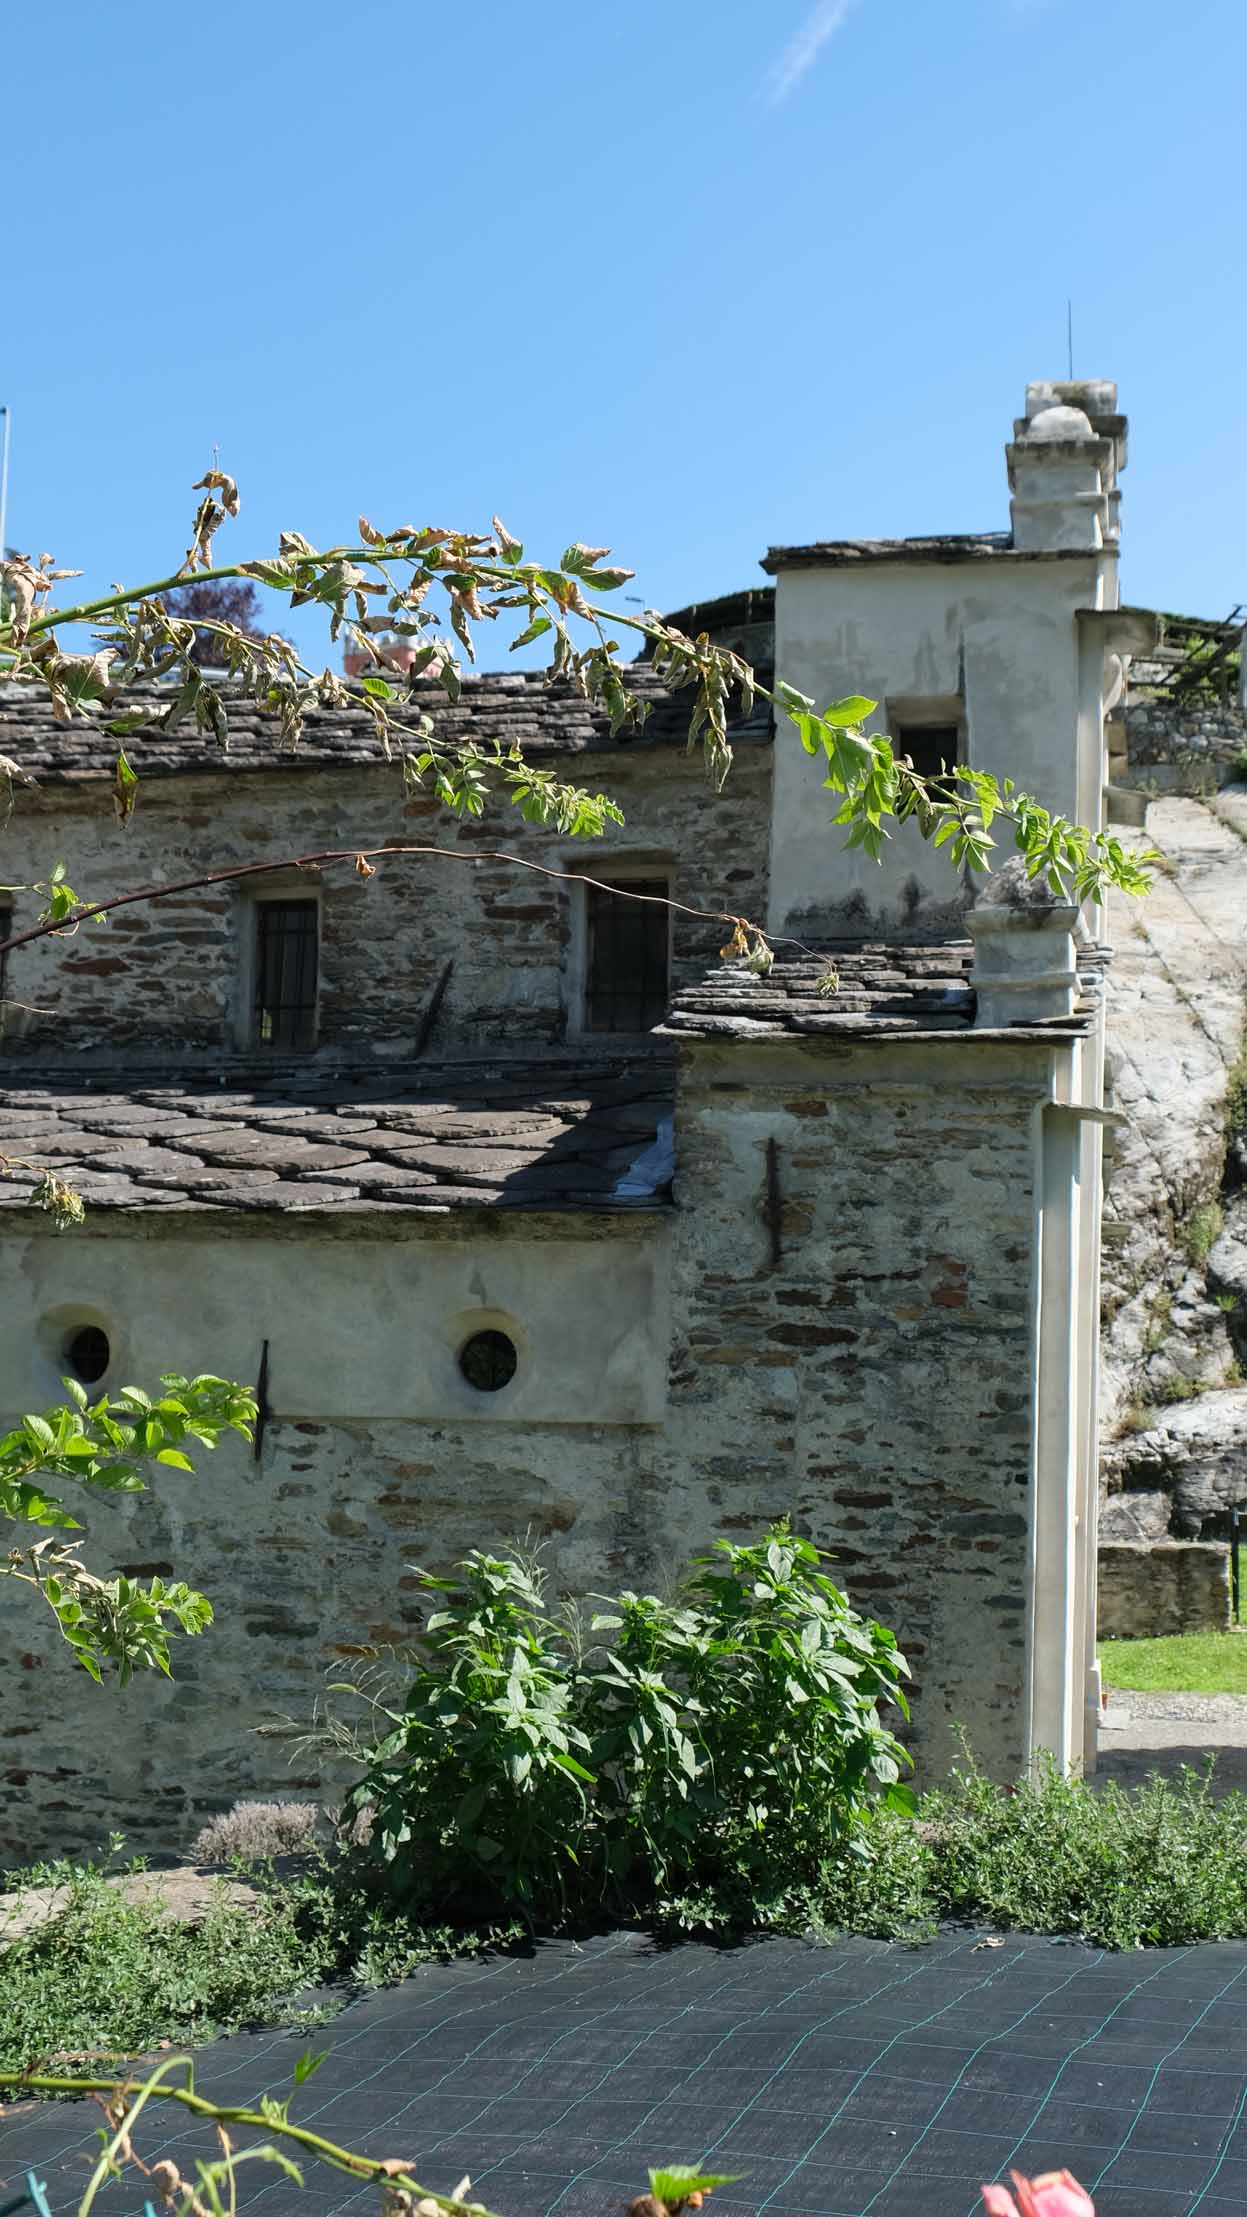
left=785, top=694, right=1159, bottom=903
left=1, top=1372, right=255, bottom=1683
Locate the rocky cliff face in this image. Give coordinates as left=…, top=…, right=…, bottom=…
left=1101, top=793, right=1247, bottom=1542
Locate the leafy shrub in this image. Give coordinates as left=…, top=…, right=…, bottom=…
left=348, top=1550, right=596, bottom=1917
left=343, top=1525, right=913, bottom=1922
left=584, top=1535, right=913, bottom=1898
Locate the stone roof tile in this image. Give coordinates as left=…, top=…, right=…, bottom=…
left=0, top=663, right=773, bottom=785
left=665, top=942, right=1102, bottom=1040
left=0, top=1054, right=675, bottom=1218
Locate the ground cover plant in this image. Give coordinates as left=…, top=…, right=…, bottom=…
left=8, top=1760, right=1247, bottom=2079
left=0, top=1849, right=521, bottom=2075
left=819, top=1755, right=1247, bottom=1950
left=1098, top=1627, right=1247, bottom=1693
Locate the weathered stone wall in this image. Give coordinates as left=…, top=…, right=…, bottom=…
left=1, top=750, right=771, bottom=1064
left=0, top=1031, right=1052, bottom=1862
left=669, top=1035, right=1045, bottom=1784
left=1098, top=1541, right=1230, bottom=1639
left=1123, top=662, right=1245, bottom=785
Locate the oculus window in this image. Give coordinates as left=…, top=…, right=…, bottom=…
left=65, top=1324, right=110, bottom=1384
left=459, top=1330, right=519, bottom=1393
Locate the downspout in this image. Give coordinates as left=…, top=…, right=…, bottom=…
left=1026, top=1088, right=1120, bottom=1775
left=1026, top=1079, right=1081, bottom=1775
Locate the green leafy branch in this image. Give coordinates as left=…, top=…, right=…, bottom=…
left=0, top=2053, right=502, bottom=2217
left=0, top=2056, right=734, bottom=2217
left=1, top=1373, right=255, bottom=1682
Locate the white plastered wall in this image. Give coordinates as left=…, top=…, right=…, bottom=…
left=767, top=554, right=1109, bottom=939
left=3, top=1227, right=671, bottom=1428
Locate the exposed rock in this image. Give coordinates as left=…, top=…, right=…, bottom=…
left=1099, top=1488, right=1173, bottom=1543
left=0, top=1868, right=262, bottom=1948
left=1208, top=1192, right=1247, bottom=1364
left=1102, top=1388, right=1247, bottom=1535
left=1101, top=797, right=1247, bottom=1439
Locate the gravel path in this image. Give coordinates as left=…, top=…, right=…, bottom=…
left=1107, top=1690, right=1247, bottom=1722
left=1095, top=1689, right=1247, bottom=1792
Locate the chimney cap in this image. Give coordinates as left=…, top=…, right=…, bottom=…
left=1022, top=402, right=1096, bottom=445
left=1026, top=378, right=1118, bottom=419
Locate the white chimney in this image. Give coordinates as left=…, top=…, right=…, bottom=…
left=1008, top=380, right=1127, bottom=554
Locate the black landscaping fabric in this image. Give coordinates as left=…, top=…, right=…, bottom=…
left=6, top=1931, right=1247, bottom=2217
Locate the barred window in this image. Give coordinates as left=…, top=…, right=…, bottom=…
left=253, top=900, right=319, bottom=1049
left=584, top=878, right=670, bottom=1033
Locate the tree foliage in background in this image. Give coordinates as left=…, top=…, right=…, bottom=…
left=160, top=576, right=271, bottom=668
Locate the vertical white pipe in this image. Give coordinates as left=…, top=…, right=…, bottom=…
left=1027, top=1091, right=1082, bottom=1773
left=0, top=406, right=10, bottom=564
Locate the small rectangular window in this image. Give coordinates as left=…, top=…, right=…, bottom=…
left=584, top=878, right=670, bottom=1033
left=253, top=899, right=319, bottom=1049
left=895, top=724, right=962, bottom=781
left=0, top=905, right=11, bottom=1037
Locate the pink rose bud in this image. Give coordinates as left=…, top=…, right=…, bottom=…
left=981, top=2186, right=1021, bottom=2217
left=1011, top=2171, right=1095, bottom=2217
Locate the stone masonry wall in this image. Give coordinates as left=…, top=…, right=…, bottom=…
left=668, top=1036, right=1044, bottom=1785
left=1098, top=1542, right=1230, bottom=1639
left=2, top=750, right=770, bottom=1064
left=1123, top=660, right=1245, bottom=785
left=1, top=1033, right=1050, bottom=1863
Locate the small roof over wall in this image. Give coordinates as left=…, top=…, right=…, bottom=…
left=760, top=531, right=1095, bottom=574
left=0, top=1054, right=675, bottom=1218
left=665, top=943, right=1103, bottom=1041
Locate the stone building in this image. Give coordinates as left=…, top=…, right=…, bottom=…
left=0, top=381, right=1143, bottom=1860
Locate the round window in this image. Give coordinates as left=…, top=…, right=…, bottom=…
left=458, top=1329, right=518, bottom=1394
left=65, top=1324, right=111, bottom=1385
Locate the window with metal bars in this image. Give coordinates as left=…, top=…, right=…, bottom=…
left=253, top=899, right=319, bottom=1049
left=584, top=877, right=670, bottom=1033
left=895, top=724, right=962, bottom=781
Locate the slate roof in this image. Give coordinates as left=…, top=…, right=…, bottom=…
left=760, top=532, right=1090, bottom=573
left=0, top=664, right=773, bottom=786
left=666, top=943, right=1105, bottom=1040
left=0, top=1055, right=675, bottom=1217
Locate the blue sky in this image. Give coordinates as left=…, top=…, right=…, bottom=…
left=5, top=0, right=1245, bottom=668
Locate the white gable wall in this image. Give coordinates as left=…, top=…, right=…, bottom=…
left=768, top=552, right=1107, bottom=941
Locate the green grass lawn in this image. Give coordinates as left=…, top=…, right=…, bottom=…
left=1099, top=1628, right=1247, bottom=1693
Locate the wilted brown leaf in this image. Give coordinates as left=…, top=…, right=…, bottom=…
left=191, top=469, right=240, bottom=517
